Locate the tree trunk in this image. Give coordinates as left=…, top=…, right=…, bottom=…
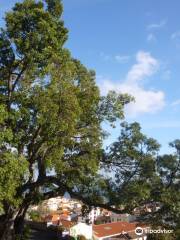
left=14, top=205, right=29, bottom=238
left=0, top=210, right=18, bottom=240
left=0, top=203, right=29, bottom=240
left=14, top=216, right=25, bottom=238
left=0, top=221, right=13, bottom=240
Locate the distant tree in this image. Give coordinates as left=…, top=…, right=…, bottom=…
left=147, top=140, right=180, bottom=239
left=81, top=205, right=91, bottom=218
left=102, top=123, right=179, bottom=239
left=94, top=219, right=103, bottom=225
left=102, top=122, right=161, bottom=211
left=147, top=233, right=175, bottom=240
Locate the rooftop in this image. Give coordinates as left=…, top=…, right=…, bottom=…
left=93, top=222, right=146, bottom=238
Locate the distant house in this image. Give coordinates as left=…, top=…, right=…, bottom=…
left=59, top=220, right=76, bottom=237
left=44, top=214, right=76, bottom=237
left=89, top=208, right=101, bottom=223
left=44, top=213, right=77, bottom=226
left=60, top=219, right=75, bottom=229
left=95, top=212, right=136, bottom=225
left=70, top=222, right=93, bottom=240
left=44, top=211, right=79, bottom=226
left=133, top=202, right=162, bottom=216
left=110, top=213, right=136, bottom=223
left=95, top=215, right=111, bottom=224
left=78, top=207, right=101, bottom=224
left=45, top=214, right=60, bottom=226
left=93, top=222, right=149, bottom=240
left=101, top=209, right=111, bottom=217
left=43, top=197, right=62, bottom=211
left=60, top=212, right=71, bottom=221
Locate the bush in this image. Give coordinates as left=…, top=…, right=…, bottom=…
left=77, top=235, right=87, bottom=240
left=29, top=211, right=41, bottom=222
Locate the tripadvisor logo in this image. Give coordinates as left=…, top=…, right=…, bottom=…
left=135, top=227, right=174, bottom=236
left=135, top=227, right=144, bottom=236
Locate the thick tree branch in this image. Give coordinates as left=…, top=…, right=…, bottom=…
left=11, top=64, right=27, bottom=92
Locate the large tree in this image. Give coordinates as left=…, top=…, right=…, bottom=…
left=0, top=0, right=132, bottom=239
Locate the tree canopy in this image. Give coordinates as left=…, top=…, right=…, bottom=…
left=0, top=0, right=132, bottom=239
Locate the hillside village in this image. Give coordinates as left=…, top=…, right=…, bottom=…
left=26, top=195, right=159, bottom=240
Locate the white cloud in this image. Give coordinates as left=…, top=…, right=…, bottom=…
left=98, top=51, right=165, bottom=117
left=147, top=33, right=157, bottom=42
left=147, top=20, right=167, bottom=31
left=126, top=51, right=158, bottom=83
left=115, top=55, right=130, bottom=63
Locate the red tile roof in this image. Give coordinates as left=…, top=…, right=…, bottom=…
left=60, top=220, right=75, bottom=229
left=63, top=210, right=70, bottom=214
left=93, top=222, right=145, bottom=238
left=44, top=214, right=60, bottom=222
left=60, top=214, right=70, bottom=220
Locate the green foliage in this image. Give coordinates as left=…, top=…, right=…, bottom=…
left=102, top=124, right=180, bottom=237
left=5, top=0, right=67, bottom=75
left=77, top=235, right=87, bottom=240
left=98, top=91, right=133, bottom=127
left=0, top=0, right=131, bottom=225
left=29, top=210, right=41, bottom=222
left=103, top=122, right=160, bottom=209
left=45, top=0, right=63, bottom=17
left=147, top=233, right=175, bottom=240
left=0, top=152, right=28, bottom=210
left=149, top=140, right=180, bottom=238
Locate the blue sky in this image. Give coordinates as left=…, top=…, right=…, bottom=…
left=1, top=0, right=180, bottom=154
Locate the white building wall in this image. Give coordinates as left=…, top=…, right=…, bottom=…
left=88, top=208, right=101, bottom=223
left=110, top=213, right=136, bottom=223
left=70, top=223, right=92, bottom=240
